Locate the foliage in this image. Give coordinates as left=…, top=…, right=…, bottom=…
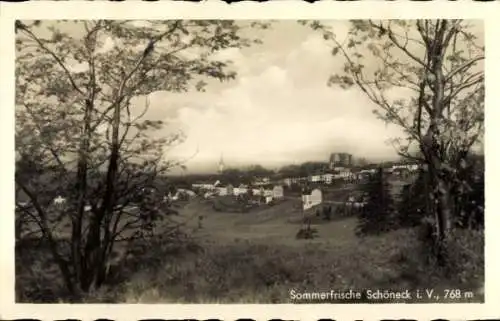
left=295, top=226, right=318, bottom=240
left=396, top=169, right=429, bottom=228
left=17, top=226, right=483, bottom=303
left=303, top=19, right=484, bottom=254
left=15, top=19, right=263, bottom=296
left=356, top=168, right=396, bottom=236
left=212, top=196, right=252, bottom=213
left=246, top=164, right=275, bottom=179
left=452, top=154, right=484, bottom=229
left=396, top=155, right=484, bottom=230
left=278, top=162, right=328, bottom=178
left=409, top=218, right=484, bottom=283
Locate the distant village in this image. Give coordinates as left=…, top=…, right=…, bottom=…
left=17, top=152, right=422, bottom=213
left=175, top=152, right=421, bottom=209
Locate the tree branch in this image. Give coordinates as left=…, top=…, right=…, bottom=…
left=17, top=25, right=85, bottom=97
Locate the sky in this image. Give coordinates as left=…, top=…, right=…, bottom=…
left=22, top=20, right=484, bottom=174
left=141, top=21, right=409, bottom=174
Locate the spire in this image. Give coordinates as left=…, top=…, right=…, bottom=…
left=218, top=153, right=225, bottom=174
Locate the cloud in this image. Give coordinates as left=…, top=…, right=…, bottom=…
left=139, top=22, right=408, bottom=173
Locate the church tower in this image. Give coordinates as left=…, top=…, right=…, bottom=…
left=218, top=154, right=225, bottom=174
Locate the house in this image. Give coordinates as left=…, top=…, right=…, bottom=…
left=204, top=191, right=216, bottom=199
left=167, top=191, right=179, bottom=201
left=383, top=168, right=394, bottom=174
left=263, top=189, right=273, bottom=197
left=53, top=195, right=66, bottom=205
left=192, top=183, right=215, bottom=190
left=302, top=188, right=322, bottom=211
left=234, top=187, right=248, bottom=196
left=392, top=163, right=420, bottom=172
left=321, top=173, right=334, bottom=184
left=226, top=184, right=234, bottom=196
left=272, top=185, right=284, bottom=199
left=254, top=177, right=271, bottom=186
left=283, top=178, right=292, bottom=187
left=265, top=195, right=274, bottom=204
left=177, top=188, right=196, bottom=197
left=217, top=186, right=228, bottom=196
left=309, top=174, right=322, bottom=183
left=333, top=168, right=352, bottom=180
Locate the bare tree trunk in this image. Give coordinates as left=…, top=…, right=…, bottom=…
left=422, top=20, right=454, bottom=266
left=423, top=133, right=453, bottom=267
left=72, top=99, right=93, bottom=294
left=81, top=93, right=123, bottom=291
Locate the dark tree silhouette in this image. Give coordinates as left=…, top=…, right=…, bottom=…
left=356, top=168, right=396, bottom=236
left=397, top=169, right=429, bottom=228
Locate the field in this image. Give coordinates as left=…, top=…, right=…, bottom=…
left=15, top=182, right=484, bottom=303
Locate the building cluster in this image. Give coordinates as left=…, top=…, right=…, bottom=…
left=189, top=152, right=421, bottom=209
left=192, top=181, right=284, bottom=204
left=283, top=153, right=420, bottom=188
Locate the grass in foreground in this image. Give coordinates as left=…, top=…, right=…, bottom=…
left=16, top=199, right=484, bottom=303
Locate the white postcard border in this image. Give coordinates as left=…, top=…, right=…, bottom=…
left=1, top=2, right=498, bottom=320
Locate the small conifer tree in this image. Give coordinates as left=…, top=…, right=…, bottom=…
left=356, top=167, right=395, bottom=236
left=397, top=169, right=428, bottom=228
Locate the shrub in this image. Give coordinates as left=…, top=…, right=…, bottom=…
left=296, top=218, right=318, bottom=239
left=295, top=227, right=318, bottom=239
left=453, top=160, right=484, bottom=229
left=404, top=220, right=485, bottom=292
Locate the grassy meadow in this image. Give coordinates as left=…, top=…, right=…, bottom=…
left=16, top=182, right=484, bottom=303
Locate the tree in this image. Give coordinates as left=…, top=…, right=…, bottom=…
left=15, top=20, right=264, bottom=297
left=356, top=167, right=396, bottom=236
left=278, top=164, right=301, bottom=178
left=221, top=168, right=244, bottom=185
left=246, top=164, right=273, bottom=179
left=304, top=19, right=484, bottom=261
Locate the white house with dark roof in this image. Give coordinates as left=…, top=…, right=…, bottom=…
left=272, top=185, right=284, bottom=199
left=301, top=187, right=322, bottom=211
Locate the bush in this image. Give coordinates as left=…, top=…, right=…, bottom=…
left=296, top=217, right=318, bottom=239
left=295, top=226, right=318, bottom=239
left=453, top=160, right=484, bottom=229
left=212, top=196, right=250, bottom=213
left=396, top=158, right=484, bottom=231
left=395, top=220, right=485, bottom=294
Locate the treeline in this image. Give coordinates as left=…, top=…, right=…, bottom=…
left=168, top=164, right=275, bottom=187
left=171, top=159, right=395, bottom=188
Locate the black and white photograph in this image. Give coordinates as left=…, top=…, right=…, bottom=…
left=1, top=2, right=497, bottom=318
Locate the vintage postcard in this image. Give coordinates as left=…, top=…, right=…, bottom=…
left=0, top=1, right=498, bottom=320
